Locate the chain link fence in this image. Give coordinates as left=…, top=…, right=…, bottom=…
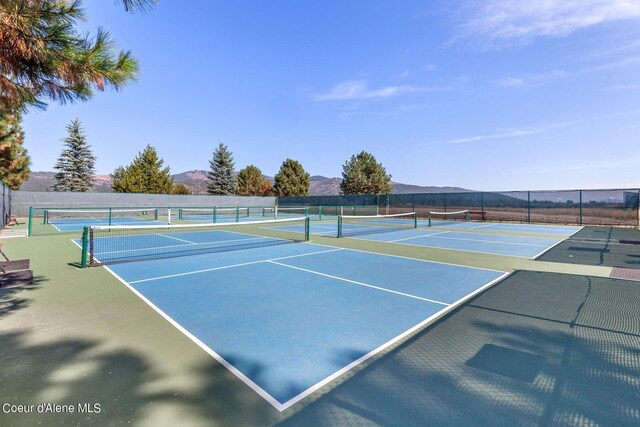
left=279, top=188, right=640, bottom=227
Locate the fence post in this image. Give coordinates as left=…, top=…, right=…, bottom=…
left=579, top=190, right=583, bottom=225
left=444, top=193, right=447, bottom=212
left=527, top=191, right=531, bottom=223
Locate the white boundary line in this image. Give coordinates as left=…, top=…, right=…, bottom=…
left=532, top=238, right=568, bottom=260
left=128, top=248, right=345, bottom=284
left=404, top=233, right=553, bottom=248
left=94, top=235, right=269, bottom=256
left=275, top=269, right=512, bottom=410
left=95, top=242, right=510, bottom=411
left=297, top=242, right=508, bottom=274
left=268, top=260, right=449, bottom=305
left=156, top=233, right=197, bottom=244
left=103, top=265, right=288, bottom=411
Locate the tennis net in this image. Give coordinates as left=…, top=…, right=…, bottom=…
left=80, top=216, right=310, bottom=267
left=45, top=208, right=159, bottom=225
left=427, top=210, right=470, bottom=227
left=337, top=212, right=417, bottom=237
left=178, top=207, right=250, bottom=222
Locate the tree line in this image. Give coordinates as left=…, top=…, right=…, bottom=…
left=51, top=119, right=393, bottom=196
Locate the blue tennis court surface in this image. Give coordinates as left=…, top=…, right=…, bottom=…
left=428, top=220, right=582, bottom=236
left=105, top=241, right=506, bottom=410
left=349, top=228, right=563, bottom=258
left=51, top=217, right=168, bottom=232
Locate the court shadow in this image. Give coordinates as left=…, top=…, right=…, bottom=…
left=0, top=275, right=47, bottom=319
left=274, top=271, right=640, bottom=426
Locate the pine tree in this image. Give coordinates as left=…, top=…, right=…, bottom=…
left=53, top=118, right=96, bottom=192
left=340, top=151, right=393, bottom=195
left=236, top=165, right=267, bottom=196
left=0, top=0, right=155, bottom=111
left=273, top=159, right=310, bottom=197
left=207, top=142, right=236, bottom=195
left=112, top=144, right=174, bottom=193
left=0, top=110, right=30, bottom=190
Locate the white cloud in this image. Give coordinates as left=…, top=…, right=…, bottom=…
left=434, top=120, right=579, bottom=145
left=497, top=69, right=567, bottom=87
left=394, top=70, right=410, bottom=79
left=313, top=80, right=448, bottom=101
left=457, top=0, right=640, bottom=48
left=440, top=128, right=545, bottom=144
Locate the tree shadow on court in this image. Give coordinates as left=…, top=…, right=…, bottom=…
left=274, top=271, right=640, bottom=426
left=0, top=275, right=47, bottom=319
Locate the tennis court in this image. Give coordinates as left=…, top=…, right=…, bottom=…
left=3, top=203, right=638, bottom=426
left=42, top=208, right=167, bottom=232
left=99, top=234, right=506, bottom=410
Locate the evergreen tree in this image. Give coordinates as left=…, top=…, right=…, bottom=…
left=0, top=0, right=153, bottom=112
left=236, top=165, right=268, bottom=196
left=273, top=159, right=310, bottom=197
left=340, top=151, right=393, bottom=195
left=207, top=142, right=236, bottom=195
left=53, top=118, right=96, bottom=191
left=0, top=110, right=30, bottom=190
left=172, top=183, right=190, bottom=195
left=112, top=144, right=173, bottom=193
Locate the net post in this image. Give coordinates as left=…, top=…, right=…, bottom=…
left=154, top=208, right=159, bottom=221
left=413, top=212, right=418, bottom=228
left=304, top=216, right=310, bottom=241
left=80, top=226, right=89, bottom=268
left=178, top=208, right=183, bottom=220
left=213, top=206, right=217, bottom=223
left=108, top=207, right=113, bottom=226
left=89, top=227, right=95, bottom=267
left=42, top=208, right=47, bottom=225
left=337, top=216, right=343, bottom=238
left=167, top=208, right=172, bottom=224
left=236, top=206, right=240, bottom=222
left=428, top=212, right=432, bottom=227
left=527, top=191, right=531, bottom=223
left=274, top=205, right=279, bottom=220
left=466, top=210, right=470, bottom=222
left=28, top=207, right=33, bottom=236
left=319, top=206, right=323, bottom=221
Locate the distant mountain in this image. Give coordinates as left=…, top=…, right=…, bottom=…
left=20, top=170, right=472, bottom=195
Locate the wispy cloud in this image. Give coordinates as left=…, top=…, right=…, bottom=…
left=496, top=70, right=567, bottom=87
left=456, top=1, right=640, bottom=49
left=313, top=80, right=450, bottom=101
left=393, top=70, right=410, bottom=79
left=439, top=128, right=545, bottom=144
left=433, top=120, right=578, bottom=145
left=508, top=157, right=640, bottom=175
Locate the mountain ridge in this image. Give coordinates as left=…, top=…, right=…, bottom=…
left=19, top=170, right=472, bottom=195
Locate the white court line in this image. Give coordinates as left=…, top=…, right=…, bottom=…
left=532, top=238, right=567, bottom=260
left=157, top=233, right=197, bottom=244
left=95, top=235, right=268, bottom=256
left=391, top=231, right=450, bottom=242
left=100, top=243, right=510, bottom=411
left=103, top=265, right=288, bottom=411
left=268, top=260, right=449, bottom=306
left=128, top=248, right=345, bottom=284
left=395, top=233, right=552, bottom=248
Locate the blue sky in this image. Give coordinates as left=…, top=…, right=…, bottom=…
left=21, top=1, right=640, bottom=190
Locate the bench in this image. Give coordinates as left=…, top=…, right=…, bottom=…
left=5, top=214, right=20, bottom=226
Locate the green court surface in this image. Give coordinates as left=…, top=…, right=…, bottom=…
left=0, top=221, right=638, bottom=426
